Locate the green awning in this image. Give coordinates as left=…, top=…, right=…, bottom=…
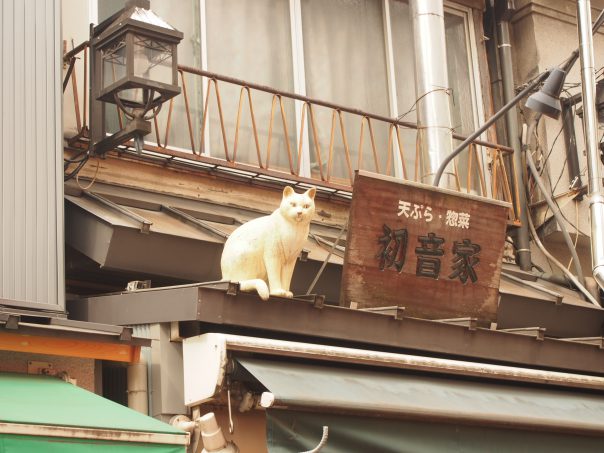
left=0, top=373, right=186, bottom=452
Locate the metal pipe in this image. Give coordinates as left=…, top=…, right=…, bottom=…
left=409, top=0, right=454, bottom=187
left=561, top=99, right=583, bottom=191
left=577, top=0, right=604, bottom=295
left=497, top=16, right=532, bottom=271
left=127, top=358, right=149, bottom=414
left=433, top=71, right=550, bottom=187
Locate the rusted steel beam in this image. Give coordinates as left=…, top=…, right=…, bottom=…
left=71, top=283, right=604, bottom=375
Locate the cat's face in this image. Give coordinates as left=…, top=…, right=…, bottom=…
left=280, top=186, right=316, bottom=223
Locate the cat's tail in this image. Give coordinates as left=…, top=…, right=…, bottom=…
left=238, top=279, right=270, bottom=301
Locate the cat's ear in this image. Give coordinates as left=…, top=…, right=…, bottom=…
left=283, top=186, right=295, bottom=198
left=306, top=187, right=316, bottom=199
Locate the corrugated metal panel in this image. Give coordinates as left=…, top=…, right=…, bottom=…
left=0, top=0, right=64, bottom=307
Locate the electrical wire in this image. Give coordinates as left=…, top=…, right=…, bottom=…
left=527, top=210, right=600, bottom=306
left=64, top=153, right=90, bottom=181
left=76, top=157, right=100, bottom=190
left=525, top=118, right=586, bottom=285
left=530, top=107, right=589, bottom=237
left=567, top=200, right=580, bottom=270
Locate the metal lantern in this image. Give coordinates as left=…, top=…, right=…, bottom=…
left=90, top=0, right=183, bottom=154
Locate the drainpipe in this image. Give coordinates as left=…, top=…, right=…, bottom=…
left=496, top=3, right=532, bottom=271
left=577, top=0, right=604, bottom=295
left=409, top=0, right=455, bottom=188
left=127, top=358, right=148, bottom=414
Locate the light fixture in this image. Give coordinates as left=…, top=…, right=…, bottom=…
left=524, top=67, right=567, bottom=120
left=90, top=0, right=183, bottom=155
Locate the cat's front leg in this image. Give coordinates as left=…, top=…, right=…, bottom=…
left=264, top=253, right=288, bottom=297
left=281, top=258, right=297, bottom=298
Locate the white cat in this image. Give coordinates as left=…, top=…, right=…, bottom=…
left=221, top=186, right=316, bottom=300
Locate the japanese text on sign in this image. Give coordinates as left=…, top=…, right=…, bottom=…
left=376, top=224, right=481, bottom=284
left=398, top=200, right=470, bottom=229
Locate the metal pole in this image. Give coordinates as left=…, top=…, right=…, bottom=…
left=409, top=0, right=455, bottom=188
left=433, top=71, right=549, bottom=187
left=497, top=17, right=532, bottom=271
left=577, top=0, right=604, bottom=294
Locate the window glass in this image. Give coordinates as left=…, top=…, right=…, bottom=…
left=152, top=0, right=202, bottom=151
left=301, top=0, right=391, bottom=181
left=205, top=0, right=296, bottom=171
left=391, top=1, right=477, bottom=184
left=445, top=11, right=475, bottom=135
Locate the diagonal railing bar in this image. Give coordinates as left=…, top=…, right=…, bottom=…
left=297, top=101, right=308, bottom=176
left=70, top=58, right=82, bottom=133
left=307, top=103, right=325, bottom=181
left=277, top=95, right=295, bottom=174
left=492, top=149, right=500, bottom=200
left=153, top=115, right=162, bottom=147
left=467, top=143, right=474, bottom=195
left=163, top=98, right=175, bottom=149
left=233, top=86, right=263, bottom=167
left=357, top=116, right=381, bottom=175
left=179, top=69, right=196, bottom=154
left=452, top=156, right=462, bottom=192
left=200, top=78, right=230, bottom=160
left=474, top=144, right=487, bottom=197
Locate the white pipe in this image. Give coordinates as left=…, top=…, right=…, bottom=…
left=127, top=359, right=148, bottom=414
left=577, top=0, right=604, bottom=295
left=199, top=413, right=238, bottom=453
left=409, top=0, right=455, bottom=188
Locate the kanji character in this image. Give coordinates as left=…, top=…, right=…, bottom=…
left=457, top=212, right=470, bottom=229
left=397, top=200, right=411, bottom=218
left=445, top=210, right=458, bottom=227
left=377, top=224, right=408, bottom=272
left=449, top=239, right=481, bottom=283
left=415, top=232, right=445, bottom=279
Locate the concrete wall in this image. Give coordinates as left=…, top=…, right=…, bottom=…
left=511, top=0, right=604, bottom=277
left=62, top=0, right=91, bottom=139
left=0, top=0, right=64, bottom=307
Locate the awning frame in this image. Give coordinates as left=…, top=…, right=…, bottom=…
left=182, top=333, right=604, bottom=408
left=0, top=422, right=188, bottom=446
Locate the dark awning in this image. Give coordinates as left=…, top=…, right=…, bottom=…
left=266, top=409, right=604, bottom=453
left=234, top=357, right=604, bottom=452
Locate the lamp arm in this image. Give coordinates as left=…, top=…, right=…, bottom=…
left=432, top=70, right=550, bottom=187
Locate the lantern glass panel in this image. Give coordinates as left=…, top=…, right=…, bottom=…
left=133, top=34, right=173, bottom=85
left=102, top=39, right=127, bottom=90
left=117, top=87, right=162, bottom=108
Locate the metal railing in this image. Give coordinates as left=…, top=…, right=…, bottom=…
left=63, top=42, right=520, bottom=222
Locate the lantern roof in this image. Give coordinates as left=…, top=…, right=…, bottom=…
left=94, top=0, right=183, bottom=45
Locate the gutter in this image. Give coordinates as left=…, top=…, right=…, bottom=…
left=496, top=2, right=532, bottom=271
